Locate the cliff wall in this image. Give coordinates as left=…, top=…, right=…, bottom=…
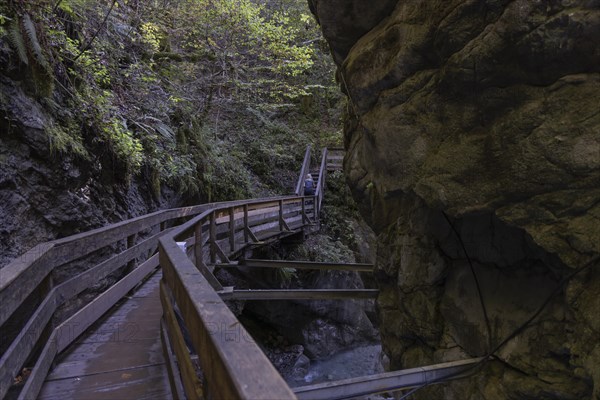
left=309, top=1, right=600, bottom=398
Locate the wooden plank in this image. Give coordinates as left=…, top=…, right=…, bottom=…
left=248, top=202, right=280, bottom=213
left=232, top=259, right=374, bottom=272
left=315, top=148, right=328, bottom=213
left=301, top=199, right=309, bottom=224
left=59, top=229, right=168, bottom=301
left=50, top=209, right=177, bottom=267
left=17, top=329, right=59, bottom=400
left=293, top=358, right=483, bottom=400
left=40, top=273, right=169, bottom=400
left=229, top=207, right=236, bottom=252
left=243, top=205, right=249, bottom=243
left=213, top=206, right=255, bottom=224
left=0, top=242, right=55, bottom=327
left=160, top=319, right=186, bottom=400
left=295, top=145, right=312, bottom=195
left=212, top=241, right=231, bottom=264
left=46, top=340, right=161, bottom=381
left=0, top=291, right=57, bottom=400
left=51, top=204, right=207, bottom=248
left=3, top=257, right=159, bottom=400
left=127, top=233, right=137, bottom=271
left=194, top=221, right=204, bottom=271
left=196, top=255, right=224, bottom=292
left=54, top=255, right=160, bottom=353
left=218, top=289, right=379, bottom=301
left=2, top=205, right=208, bottom=331
left=209, top=212, right=217, bottom=264
left=159, top=238, right=296, bottom=400
left=38, top=364, right=171, bottom=400
left=160, top=281, right=203, bottom=400
left=246, top=227, right=260, bottom=243
left=278, top=200, right=293, bottom=232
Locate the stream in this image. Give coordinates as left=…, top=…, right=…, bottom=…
left=286, top=344, right=384, bottom=387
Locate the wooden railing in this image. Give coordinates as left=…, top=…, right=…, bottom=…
left=0, top=147, right=329, bottom=400
left=0, top=204, right=211, bottom=399
left=159, top=195, right=319, bottom=399
left=314, top=147, right=328, bottom=214
left=0, top=146, right=481, bottom=400
left=294, top=145, right=312, bottom=196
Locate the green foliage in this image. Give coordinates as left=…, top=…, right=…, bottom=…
left=103, top=119, right=144, bottom=171
left=168, top=0, right=316, bottom=103
left=139, top=22, right=163, bottom=53
left=5, top=13, right=54, bottom=96
left=8, top=21, right=28, bottom=65
left=45, top=122, right=89, bottom=158
left=57, top=0, right=92, bottom=17
left=22, top=14, right=50, bottom=71
left=320, top=170, right=361, bottom=247
left=289, top=233, right=355, bottom=264
left=1, top=0, right=341, bottom=198
left=200, top=131, right=254, bottom=201
left=276, top=267, right=297, bottom=286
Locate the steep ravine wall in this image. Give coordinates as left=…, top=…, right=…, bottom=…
left=0, top=74, right=180, bottom=267
left=309, top=1, right=600, bottom=399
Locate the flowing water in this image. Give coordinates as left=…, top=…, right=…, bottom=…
left=287, top=344, right=384, bottom=387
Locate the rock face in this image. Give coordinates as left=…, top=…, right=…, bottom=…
left=310, top=1, right=600, bottom=398
left=0, top=74, right=179, bottom=267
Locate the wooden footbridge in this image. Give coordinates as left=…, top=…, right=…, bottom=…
left=0, top=147, right=480, bottom=399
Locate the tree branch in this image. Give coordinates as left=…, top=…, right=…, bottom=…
left=72, top=0, right=117, bottom=63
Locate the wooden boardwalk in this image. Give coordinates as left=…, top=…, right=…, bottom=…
left=38, top=272, right=171, bottom=400
left=0, top=146, right=481, bottom=400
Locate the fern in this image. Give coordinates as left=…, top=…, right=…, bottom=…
left=22, top=14, right=50, bottom=70
left=8, top=22, right=28, bottom=65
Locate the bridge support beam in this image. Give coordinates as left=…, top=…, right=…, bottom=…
left=218, top=289, right=378, bottom=300
left=293, top=358, right=484, bottom=400
left=223, top=259, right=374, bottom=272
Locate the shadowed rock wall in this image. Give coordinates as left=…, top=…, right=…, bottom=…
left=309, top=0, right=599, bottom=398
left=0, top=75, right=179, bottom=267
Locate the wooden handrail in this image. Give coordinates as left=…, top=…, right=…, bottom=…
left=159, top=195, right=319, bottom=399
left=0, top=206, right=209, bottom=399
left=295, top=145, right=312, bottom=195
left=315, top=147, right=328, bottom=214
left=293, top=358, right=484, bottom=399
left=0, top=205, right=208, bottom=328
left=0, top=148, right=331, bottom=400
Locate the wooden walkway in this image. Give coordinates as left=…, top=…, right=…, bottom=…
left=38, top=272, right=170, bottom=400
left=1, top=146, right=482, bottom=400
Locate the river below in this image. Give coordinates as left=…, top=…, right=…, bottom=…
left=287, top=343, right=384, bottom=387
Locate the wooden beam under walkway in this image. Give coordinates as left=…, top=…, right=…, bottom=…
left=217, top=289, right=379, bottom=300
left=293, top=357, right=484, bottom=400
left=217, top=259, right=374, bottom=272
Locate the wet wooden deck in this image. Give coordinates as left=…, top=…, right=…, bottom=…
left=38, top=272, right=171, bottom=400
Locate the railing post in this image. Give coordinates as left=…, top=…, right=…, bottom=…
left=279, top=200, right=284, bottom=231
left=194, top=221, right=203, bottom=268
left=209, top=211, right=216, bottom=264
left=301, top=197, right=307, bottom=224
left=295, top=145, right=312, bottom=195
left=127, top=233, right=137, bottom=270
left=229, top=207, right=235, bottom=252
left=243, top=204, right=249, bottom=244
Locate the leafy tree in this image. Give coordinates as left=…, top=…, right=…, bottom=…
left=0, top=0, right=341, bottom=200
